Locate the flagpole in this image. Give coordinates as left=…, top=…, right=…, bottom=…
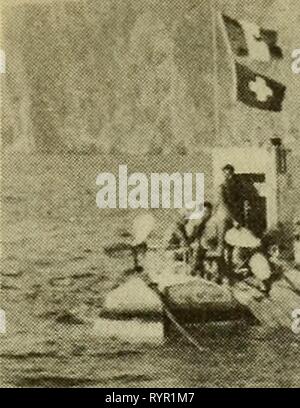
left=218, top=6, right=240, bottom=144
left=210, top=0, right=221, bottom=143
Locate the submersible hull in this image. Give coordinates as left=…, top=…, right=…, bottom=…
left=101, top=275, right=250, bottom=324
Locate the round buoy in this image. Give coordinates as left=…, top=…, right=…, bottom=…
left=102, top=277, right=162, bottom=318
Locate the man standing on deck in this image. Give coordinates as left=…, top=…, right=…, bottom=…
left=214, top=164, right=260, bottom=255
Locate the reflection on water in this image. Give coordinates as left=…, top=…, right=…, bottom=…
left=1, top=153, right=300, bottom=388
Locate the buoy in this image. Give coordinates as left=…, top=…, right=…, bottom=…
left=102, top=276, right=162, bottom=318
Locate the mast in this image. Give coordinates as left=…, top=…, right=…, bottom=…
left=210, top=0, right=221, bottom=143
left=217, top=0, right=240, bottom=145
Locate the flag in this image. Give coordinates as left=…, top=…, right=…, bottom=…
left=221, top=14, right=283, bottom=62
left=235, top=63, right=286, bottom=111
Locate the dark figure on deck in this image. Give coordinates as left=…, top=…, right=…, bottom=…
left=215, top=164, right=261, bottom=255
left=218, top=164, right=246, bottom=225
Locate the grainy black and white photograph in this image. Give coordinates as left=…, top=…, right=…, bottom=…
left=1, top=0, right=300, bottom=389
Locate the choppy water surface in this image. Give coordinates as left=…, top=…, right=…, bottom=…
left=1, top=153, right=300, bottom=388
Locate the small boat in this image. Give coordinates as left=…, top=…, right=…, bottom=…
left=101, top=271, right=251, bottom=323
left=162, top=276, right=251, bottom=326
left=100, top=247, right=253, bottom=343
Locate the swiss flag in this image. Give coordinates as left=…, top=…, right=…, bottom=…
left=235, top=63, right=286, bottom=111
left=222, top=14, right=283, bottom=62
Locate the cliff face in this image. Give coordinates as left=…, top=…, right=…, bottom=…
left=2, top=0, right=300, bottom=153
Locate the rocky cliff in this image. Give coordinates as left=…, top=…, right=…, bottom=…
left=2, top=0, right=300, bottom=153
